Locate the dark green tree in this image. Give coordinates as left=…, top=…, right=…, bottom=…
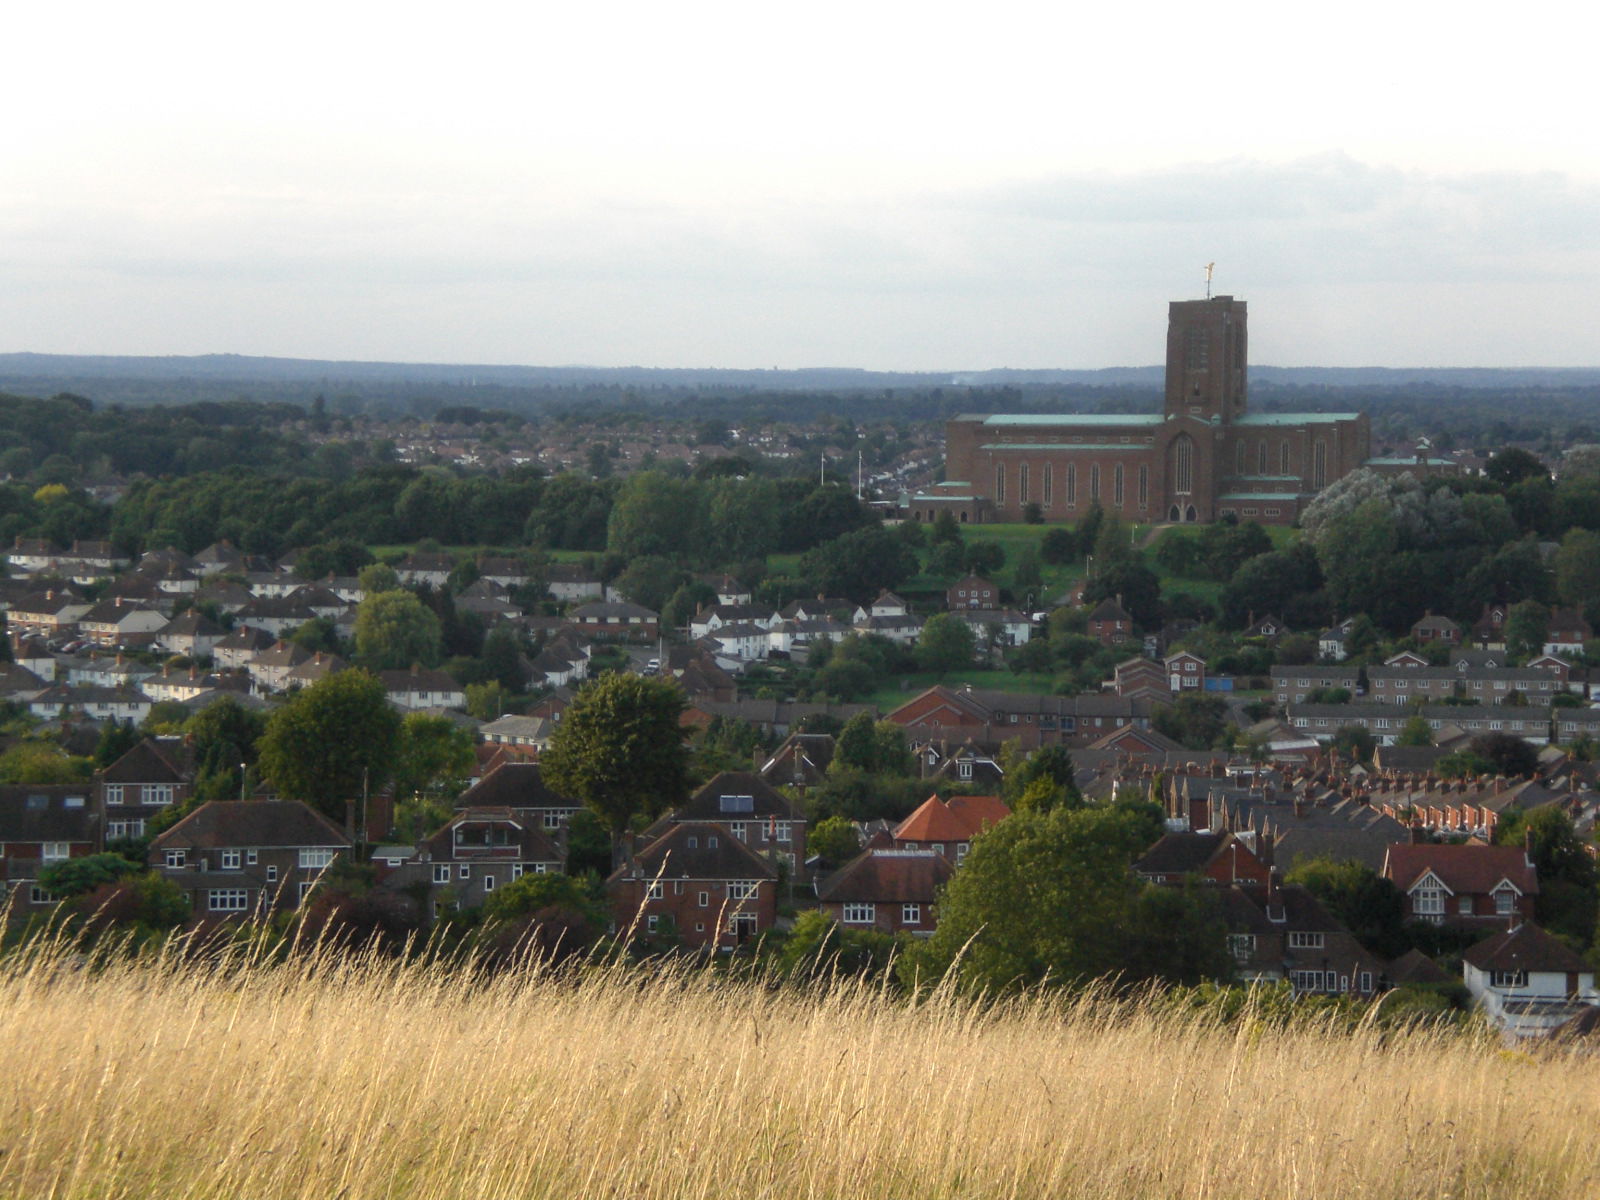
left=914, top=612, right=976, bottom=675
left=539, top=674, right=691, bottom=866
left=354, top=590, right=444, bottom=670
left=257, top=670, right=402, bottom=823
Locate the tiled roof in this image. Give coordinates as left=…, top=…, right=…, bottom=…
left=152, top=800, right=351, bottom=851
left=456, top=762, right=576, bottom=810
left=678, top=772, right=799, bottom=821
left=1383, top=843, right=1539, bottom=896
left=817, top=849, right=953, bottom=904
left=893, top=794, right=1009, bottom=843
left=1463, top=922, right=1589, bottom=974
left=612, top=821, right=777, bottom=883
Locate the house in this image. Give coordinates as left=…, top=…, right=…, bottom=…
left=567, top=601, right=659, bottom=642
left=247, top=640, right=312, bottom=692
left=1461, top=922, right=1598, bottom=1038
left=76, top=598, right=168, bottom=648
left=946, top=575, right=999, bottom=610
left=149, top=800, right=352, bottom=918
left=394, top=552, right=455, bottom=588
left=884, top=684, right=1149, bottom=750
left=1381, top=843, right=1539, bottom=928
left=1411, top=612, right=1462, bottom=645
left=867, top=589, right=910, bottom=618
left=545, top=562, right=604, bottom=603
left=1318, top=621, right=1353, bottom=663
left=7, top=537, right=59, bottom=574
left=1164, top=651, right=1206, bottom=692
left=214, top=625, right=278, bottom=670
left=1237, top=881, right=1386, bottom=997
left=99, top=736, right=196, bottom=843
left=1087, top=596, right=1133, bottom=645
left=453, top=762, right=580, bottom=834
left=193, top=539, right=249, bottom=576
left=380, top=664, right=466, bottom=711
left=698, top=573, right=752, bottom=606
left=892, top=793, right=1009, bottom=867
left=0, top=784, right=100, bottom=918
left=389, top=807, right=563, bottom=918
left=156, top=611, right=227, bottom=657
left=1545, top=607, right=1591, bottom=657
left=479, top=714, right=555, bottom=754
left=914, top=738, right=1006, bottom=787
left=607, top=821, right=779, bottom=950
left=1114, top=657, right=1171, bottom=702
left=1243, top=613, right=1287, bottom=641
left=1472, top=603, right=1509, bottom=649
left=29, top=683, right=152, bottom=723
left=950, top=608, right=1033, bottom=648
left=759, top=732, right=835, bottom=792
left=664, top=771, right=808, bottom=881
left=816, top=848, right=952, bottom=936
left=7, top=589, right=91, bottom=639
left=1134, top=830, right=1272, bottom=888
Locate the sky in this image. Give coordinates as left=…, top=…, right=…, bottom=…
left=4, top=1, right=1597, bottom=371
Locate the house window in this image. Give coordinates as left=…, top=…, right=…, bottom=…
left=542, top=812, right=562, bottom=829
left=775, top=821, right=791, bottom=844
left=458, top=864, right=470, bottom=880
left=30, top=886, right=53, bottom=905
left=902, top=903, right=921, bottom=924
left=1458, top=896, right=1473, bottom=915
left=842, top=902, right=875, bottom=924
left=1290, top=970, right=1330, bottom=993
left=298, top=849, right=336, bottom=870
left=728, top=881, right=760, bottom=901
left=104, top=784, right=124, bottom=806
left=1019, top=463, right=1030, bottom=504
left=1288, top=931, right=1324, bottom=950
left=1359, top=971, right=1373, bottom=993
left=958, top=761, right=973, bottom=780
left=1495, top=890, right=1515, bottom=915
left=1228, top=934, right=1255, bottom=963
left=1138, top=464, right=1149, bottom=507
left=730, top=822, right=747, bottom=840
left=266, top=865, right=279, bottom=884
left=107, top=819, right=145, bottom=840
left=1235, top=441, right=1246, bottom=474
left=995, top=464, right=1005, bottom=505
left=1173, top=435, right=1194, bottom=495
left=297, top=882, right=316, bottom=904
left=221, top=851, right=241, bottom=870
left=1089, top=463, right=1101, bottom=501
left=646, top=915, right=659, bottom=933
left=647, top=881, right=664, bottom=900
left=246, top=850, right=258, bottom=865
left=1313, top=442, right=1328, bottom=489
left=698, top=891, right=709, bottom=907
left=1258, top=441, right=1268, bottom=474
left=143, top=784, right=175, bottom=806
left=483, top=875, right=495, bottom=892
left=433, top=865, right=450, bottom=883
left=512, top=864, right=524, bottom=880
left=1490, top=969, right=1528, bottom=989
left=1280, top=441, right=1291, bottom=474
left=208, top=889, right=249, bottom=913
left=164, top=849, right=186, bottom=869
left=1414, top=886, right=1445, bottom=917
left=41, top=842, right=70, bottom=863
left=1043, top=462, right=1053, bottom=507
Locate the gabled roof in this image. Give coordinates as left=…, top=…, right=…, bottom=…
left=678, top=772, right=799, bottom=821
left=0, top=784, right=99, bottom=843
left=419, top=806, right=563, bottom=863
left=1382, top=843, right=1539, bottom=897
left=1387, top=948, right=1452, bottom=985
left=151, top=800, right=351, bottom=850
left=455, top=762, right=576, bottom=810
left=817, top=849, right=952, bottom=904
left=1463, top=922, right=1590, bottom=974
left=893, top=793, right=1009, bottom=843
left=1088, top=597, right=1132, bottom=623
left=610, top=821, right=777, bottom=883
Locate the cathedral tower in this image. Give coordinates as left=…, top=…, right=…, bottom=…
left=1164, top=295, right=1247, bottom=424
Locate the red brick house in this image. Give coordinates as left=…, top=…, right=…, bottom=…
left=148, top=800, right=353, bottom=920
left=892, top=793, right=1009, bottom=867
left=1219, top=880, right=1386, bottom=997
left=607, top=821, right=778, bottom=949
left=1381, top=843, right=1538, bottom=928
left=1164, top=650, right=1206, bottom=692
left=452, top=762, right=581, bottom=837
left=1087, top=596, right=1133, bottom=645
left=663, top=771, right=808, bottom=883
left=99, top=736, right=195, bottom=845
left=946, top=575, right=999, bottom=610
left=0, top=783, right=100, bottom=918
left=816, top=848, right=952, bottom=936
left=1410, top=611, right=1462, bottom=645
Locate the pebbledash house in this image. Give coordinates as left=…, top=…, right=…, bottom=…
left=910, top=295, right=1445, bottom=528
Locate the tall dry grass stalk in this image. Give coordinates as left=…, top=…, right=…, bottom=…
left=1, top=933, right=1595, bottom=1200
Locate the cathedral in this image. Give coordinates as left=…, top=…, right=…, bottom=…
left=912, top=296, right=1378, bottom=526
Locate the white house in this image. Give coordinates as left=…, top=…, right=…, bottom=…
left=1462, top=922, right=1597, bottom=1039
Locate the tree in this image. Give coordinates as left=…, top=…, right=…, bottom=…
left=354, top=589, right=443, bottom=670
left=808, top=815, right=863, bottom=865
left=1465, top=730, right=1540, bottom=778
left=1083, top=560, right=1161, bottom=629
left=479, top=624, right=528, bottom=693
left=94, top=720, right=142, bottom=769
left=1484, top=447, right=1549, bottom=489
left=1331, top=724, right=1377, bottom=763
left=800, top=525, right=916, bottom=602
left=539, top=674, right=690, bottom=865
left=1284, top=857, right=1410, bottom=958
left=391, top=713, right=475, bottom=804
left=1494, top=807, right=1598, bottom=947
left=185, top=695, right=268, bottom=804
left=1152, top=696, right=1230, bottom=751
left=39, top=852, right=140, bottom=898
left=1005, top=744, right=1082, bottom=812
left=0, top=741, right=93, bottom=784
left=358, top=562, right=401, bottom=594
left=1397, top=715, right=1434, bottom=747
left=899, top=804, right=1178, bottom=994
left=914, top=612, right=975, bottom=675
left=1505, top=598, right=1549, bottom=661
left=1553, top=529, right=1600, bottom=609
left=257, top=670, right=402, bottom=824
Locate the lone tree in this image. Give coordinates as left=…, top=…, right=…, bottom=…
left=539, top=673, right=691, bottom=867
left=257, top=669, right=402, bottom=826
left=354, top=589, right=444, bottom=670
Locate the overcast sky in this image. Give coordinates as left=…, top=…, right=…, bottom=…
left=4, top=1, right=1596, bottom=370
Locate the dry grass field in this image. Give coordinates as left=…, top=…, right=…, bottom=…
left=1, top=937, right=1596, bottom=1200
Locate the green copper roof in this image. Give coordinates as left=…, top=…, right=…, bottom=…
left=1219, top=492, right=1302, bottom=501
left=1365, top=457, right=1457, bottom=467
left=981, top=442, right=1148, bottom=452
left=979, top=414, right=1163, bottom=427
left=1234, top=412, right=1363, bottom=426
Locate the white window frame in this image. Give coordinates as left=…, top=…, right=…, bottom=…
left=104, top=784, right=124, bottom=806
left=208, top=888, right=249, bottom=913
left=842, top=902, right=875, bottom=924
left=1495, top=889, right=1515, bottom=915
left=727, top=881, right=759, bottom=901
left=298, top=848, right=336, bottom=870
left=41, top=842, right=70, bottom=864
left=143, top=784, right=175, bottom=806
left=1287, top=931, right=1324, bottom=950
left=220, top=850, right=241, bottom=870
left=901, top=903, right=921, bottom=924
left=647, top=881, right=664, bottom=900
left=483, top=875, right=495, bottom=892
left=164, top=849, right=186, bottom=869
left=266, top=865, right=279, bottom=884
left=433, top=864, right=450, bottom=884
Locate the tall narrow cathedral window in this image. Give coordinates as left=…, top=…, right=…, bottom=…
left=1066, top=463, right=1077, bottom=507
left=1257, top=441, right=1268, bottom=474
left=1043, top=463, right=1053, bottom=507
left=1138, top=465, right=1149, bottom=508
left=1313, top=443, right=1327, bottom=490
left=1280, top=441, right=1291, bottom=475
left=1089, top=463, right=1101, bottom=501
left=1113, top=463, right=1125, bottom=507
left=1235, top=442, right=1246, bottom=474
left=1019, top=463, right=1030, bottom=504
left=995, top=464, right=1005, bottom=504
left=1175, top=437, right=1194, bottom=495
